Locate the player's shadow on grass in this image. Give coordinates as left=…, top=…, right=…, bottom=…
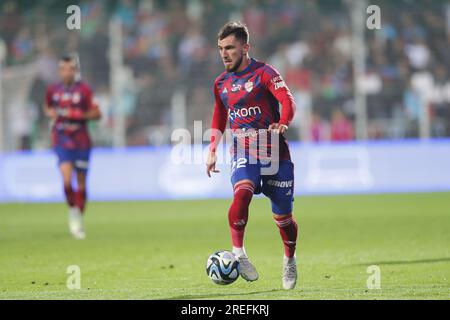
left=352, top=257, right=450, bottom=266
left=161, top=288, right=283, bottom=300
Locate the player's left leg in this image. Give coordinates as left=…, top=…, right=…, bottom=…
left=262, top=160, right=298, bottom=289
left=74, top=149, right=90, bottom=214
left=75, top=170, right=87, bottom=214
left=274, top=212, right=298, bottom=290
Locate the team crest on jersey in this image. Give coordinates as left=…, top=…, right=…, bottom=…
left=72, top=92, right=81, bottom=104
left=244, top=81, right=254, bottom=92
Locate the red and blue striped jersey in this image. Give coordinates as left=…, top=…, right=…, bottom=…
left=210, top=58, right=296, bottom=161
left=46, top=81, right=95, bottom=150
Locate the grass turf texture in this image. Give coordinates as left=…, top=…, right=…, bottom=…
left=0, top=193, right=449, bottom=300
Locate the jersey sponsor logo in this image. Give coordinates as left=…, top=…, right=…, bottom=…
left=271, top=76, right=282, bottom=83
left=231, top=83, right=241, bottom=92
left=232, top=128, right=267, bottom=138
left=55, top=122, right=82, bottom=131
left=228, top=106, right=262, bottom=120
left=274, top=80, right=286, bottom=90
left=244, top=81, right=254, bottom=92
left=267, top=179, right=293, bottom=188
left=271, top=76, right=286, bottom=90
left=62, top=93, right=72, bottom=101
left=222, top=87, right=228, bottom=94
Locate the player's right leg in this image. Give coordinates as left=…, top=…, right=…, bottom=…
left=59, top=161, right=75, bottom=209
left=56, top=148, right=84, bottom=239
left=229, top=180, right=259, bottom=281
left=229, top=159, right=261, bottom=282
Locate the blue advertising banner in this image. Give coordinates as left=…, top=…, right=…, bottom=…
left=0, top=139, right=449, bottom=202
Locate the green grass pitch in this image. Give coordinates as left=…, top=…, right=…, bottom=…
left=0, top=193, right=449, bottom=300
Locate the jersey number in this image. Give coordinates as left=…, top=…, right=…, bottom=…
left=231, top=158, right=247, bottom=173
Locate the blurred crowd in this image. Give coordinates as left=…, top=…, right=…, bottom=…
left=0, top=0, right=449, bottom=150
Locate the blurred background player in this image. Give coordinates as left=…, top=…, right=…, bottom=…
left=206, top=22, right=298, bottom=290
left=43, top=55, right=101, bottom=239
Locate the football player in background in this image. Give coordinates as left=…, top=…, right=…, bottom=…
left=44, top=55, right=101, bottom=239
left=206, top=22, right=298, bottom=289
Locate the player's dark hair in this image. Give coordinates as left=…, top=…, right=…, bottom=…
left=59, top=54, right=79, bottom=69
left=217, top=21, right=249, bottom=44
left=60, top=55, right=74, bottom=63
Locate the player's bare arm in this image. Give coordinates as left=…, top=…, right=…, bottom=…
left=43, top=104, right=57, bottom=120
left=207, top=76, right=228, bottom=178
left=80, top=103, right=102, bottom=121
left=206, top=151, right=219, bottom=177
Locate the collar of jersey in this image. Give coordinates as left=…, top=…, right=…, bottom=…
left=60, top=80, right=80, bottom=90
left=233, top=58, right=256, bottom=76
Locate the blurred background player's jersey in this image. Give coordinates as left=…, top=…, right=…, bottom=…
left=46, top=81, right=94, bottom=150
left=214, top=58, right=294, bottom=162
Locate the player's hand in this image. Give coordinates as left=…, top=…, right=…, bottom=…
left=206, top=151, right=220, bottom=177
left=46, top=108, right=58, bottom=120
left=268, top=123, right=288, bottom=135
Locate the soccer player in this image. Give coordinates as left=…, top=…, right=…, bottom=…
left=206, top=22, right=298, bottom=290
left=44, top=55, right=101, bottom=239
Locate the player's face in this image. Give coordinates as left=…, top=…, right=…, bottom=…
left=218, top=35, right=249, bottom=73
left=58, top=61, right=77, bottom=84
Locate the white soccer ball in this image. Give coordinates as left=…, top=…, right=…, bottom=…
left=206, top=250, right=240, bottom=285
